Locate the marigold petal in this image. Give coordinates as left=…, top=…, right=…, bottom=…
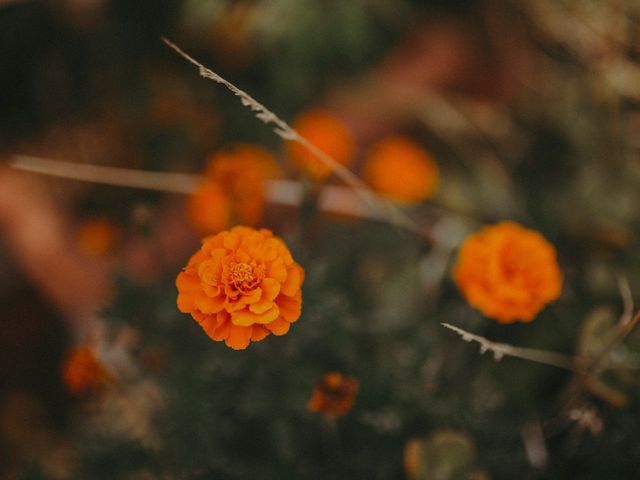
left=198, top=259, right=223, bottom=285
left=187, top=249, right=208, bottom=267
left=222, top=300, right=241, bottom=313
left=195, top=292, right=226, bottom=314
left=281, top=264, right=303, bottom=297
left=277, top=292, right=302, bottom=322
left=272, top=239, right=293, bottom=264
left=265, top=318, right=290, bottom=336
left=208, top=323, right=228, bottom=342
left=267, top=258, right=287, bottom=283
left=176, top=271, right=200, bottom=292
left=232, top=304, right=280, bottom=326
left=208, top=248, right=228, bottom=263
left=202, top=283, right=221, bottom=298
left=223, top=231, right=241, bottom=250
left=177, top=293, right=196, bottom=313
left=246, top=240, right=272, bottom=261
left=239, top=288, right=262, bottom=305
left=234, top=250, right=251, bottom=264
left=196, top=313, right=223, bottom=339
left=249, top=279, right=280, bottom=314
left=225, top=325, right=252, bottom=350
left=251, top=324, right=270, bottom=342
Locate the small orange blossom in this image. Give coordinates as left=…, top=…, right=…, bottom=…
left=176, top=226, right=304, bottom=350
left=187, top=181, right=232, bottom=234
left=62, top=346, right=113, bottom=395
left=363, top=136, right=439, bottom=203
left=453, top=221, right=562, bottom=323
left=307, top=372, right=359, bottom=416
left=286, top=109, right=356, bottom=181
left=76, top=217, right=120, bottom=256
left=187, top=145, right=280, bottom=234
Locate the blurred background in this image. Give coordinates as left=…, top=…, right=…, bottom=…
left=1, top=0, right=640, bottom=478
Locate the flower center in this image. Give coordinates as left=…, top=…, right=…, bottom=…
left=223, top=260, right=265, bottom=297
left=231, top=262, right=254, bottom=285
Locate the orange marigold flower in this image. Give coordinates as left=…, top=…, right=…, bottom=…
left=187, top=181, right=232, bottom=234
left=76, top=217, right=120, bottom=256
left=62, top=346, right=113, bottom=395
left=307, top=372, right=359, bottom=416
left=286, top=109, right=356, bottom=181
left=187, top=145, right=280, bottom=234
left=176, top=226, right=304, bottom=350
left=363, top=136, right=439, bottom=203
left=453, top=221, right=562, bottom=323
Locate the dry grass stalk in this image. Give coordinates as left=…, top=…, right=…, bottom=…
left=441, top=322, right=579, bottom=371
left=161, top=37, right=427, bottom=239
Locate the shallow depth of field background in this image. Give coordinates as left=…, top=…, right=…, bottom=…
left=1, top=1, right=640, bottom=479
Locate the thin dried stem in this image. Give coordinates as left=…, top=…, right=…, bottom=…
left=161, top=37, right=427, bottom=240
left=441, top=322, right=580, bottom=371
left=11, top=155, right=200, bottom=193
left=8, top=155, right=405, bottom=226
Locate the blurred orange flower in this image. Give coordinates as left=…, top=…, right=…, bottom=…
left=62, top=346, right=113, bottom=395
left=307, top=372, right=359, bottom=416
left=453, top=222, right=562, bottom=323
left=187, top=145, right=280, bottom=234
left=187, top=181, right=232, bottom=234
left=287, top=109, right=356, bottom=181
left=76, top=217, right=120, bottom=256
left=176, top=226, right=304, bottom=350
left=363, top=136, right=439, bottom=203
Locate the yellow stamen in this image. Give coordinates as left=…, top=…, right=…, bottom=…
left=230, top=262, right=254, bottom=286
